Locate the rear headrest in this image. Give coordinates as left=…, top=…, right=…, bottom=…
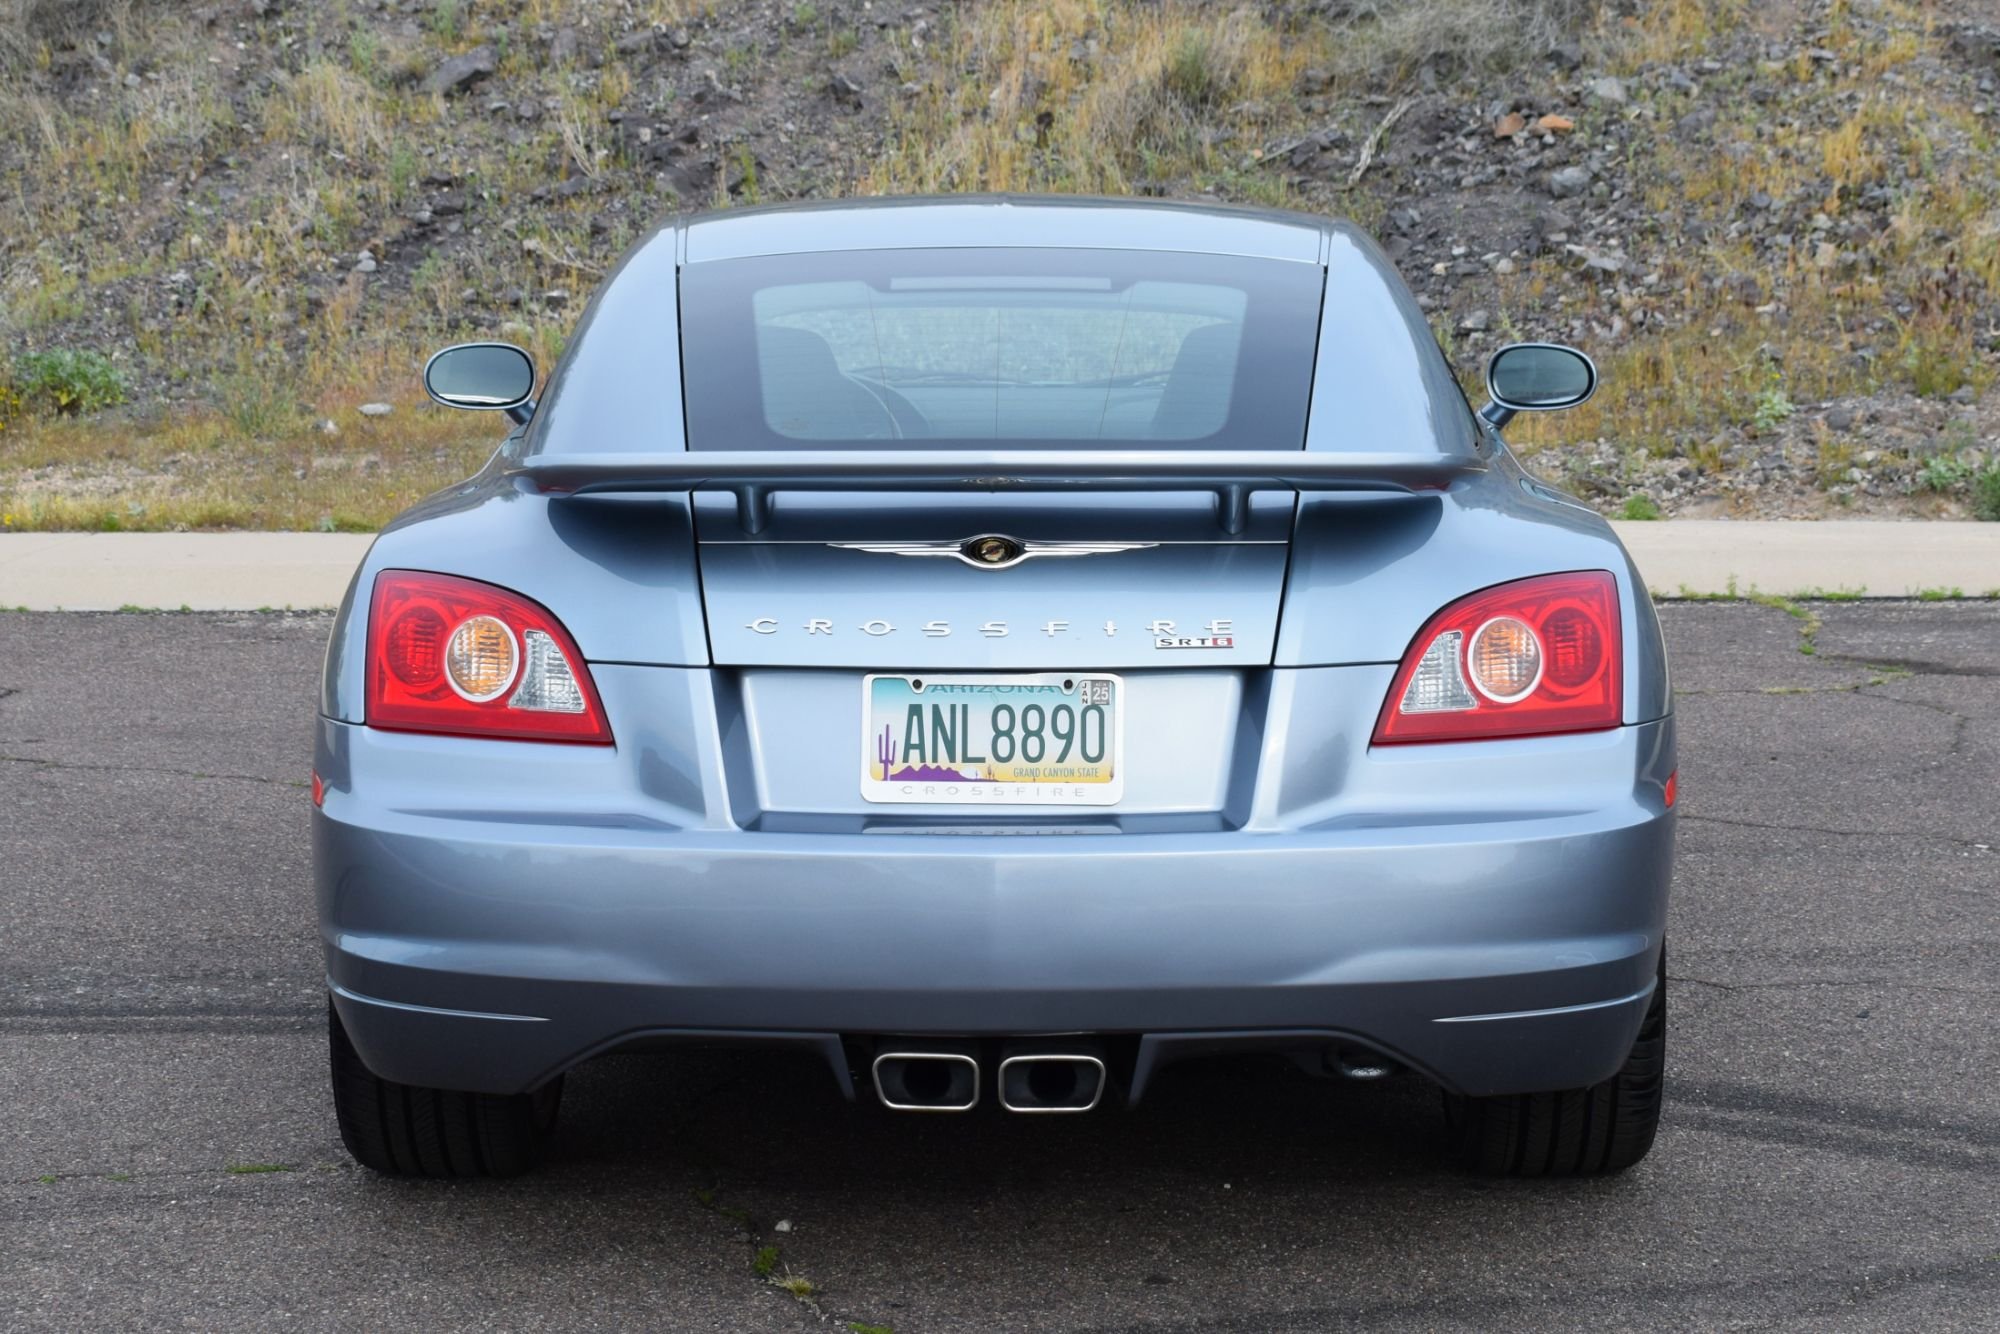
left=756, top=324, right=894, bottom=439
left=1149, top=321, right=1242, bottom=439
left=758, top=324, right=844, bottom=377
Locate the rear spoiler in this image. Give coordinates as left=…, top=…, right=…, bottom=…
left=508, top=449, right=1481, bottom=534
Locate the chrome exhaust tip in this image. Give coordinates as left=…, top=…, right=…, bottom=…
left=998, top=1053, right=1107, bottom=1113
left=1328, top=1045, right=1400, bottom=1081
left=871, top=1051, right=980, bottom=1112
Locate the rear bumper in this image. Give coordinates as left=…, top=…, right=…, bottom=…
left=316, top=712, right=1674, bottom=1100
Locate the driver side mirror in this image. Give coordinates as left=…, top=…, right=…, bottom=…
left=1480, top=342, right=1597, bottom=428
left=424, top=342, right=539, bottom=425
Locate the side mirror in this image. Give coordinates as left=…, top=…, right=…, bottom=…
left=423, top=342, right=538, bottom=425
left=1480, top=342, right=1597, bottom=428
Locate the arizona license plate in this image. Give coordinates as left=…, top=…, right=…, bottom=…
left=861, top=673, right=1124, bottom=805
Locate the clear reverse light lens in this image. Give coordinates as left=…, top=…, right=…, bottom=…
left=1400, top=629, right=1475, bottom=714
left=508, top=628, right=587, bottom=713
left=445, top=615, right=518, bottom=701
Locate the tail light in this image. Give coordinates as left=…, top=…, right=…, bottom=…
left=366, top=571, right=613, bottom=744
left=1373, top=571, right=1621, bottom=745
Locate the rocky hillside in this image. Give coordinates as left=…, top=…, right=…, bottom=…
left=2, top=0, right=1998, bottom=531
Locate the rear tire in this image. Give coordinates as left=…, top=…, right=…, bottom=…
left=328, top=1001, right=562, bottom=1178
left=1443, top=955, right=1665, bottom=1177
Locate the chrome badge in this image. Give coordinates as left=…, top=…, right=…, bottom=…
left=831, top=536, right=1157, bottom=571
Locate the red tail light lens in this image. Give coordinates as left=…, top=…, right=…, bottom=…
left=1373, top=571, right=1621, bottom=745
left=366, top=571, right=613, bottom=745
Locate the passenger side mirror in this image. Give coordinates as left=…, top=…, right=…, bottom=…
left=424, top=342, right=538, bottom=425
left=1480, top=343, right=1597, bottom=428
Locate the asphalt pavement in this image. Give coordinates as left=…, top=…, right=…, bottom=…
left=1, top=602, right=1995, bottom=1332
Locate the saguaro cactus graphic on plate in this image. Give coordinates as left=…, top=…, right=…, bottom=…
left=877, top=723, right=895, bottom=780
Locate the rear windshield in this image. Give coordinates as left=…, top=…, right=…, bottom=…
left=678, top=247, right=1324, bottom=450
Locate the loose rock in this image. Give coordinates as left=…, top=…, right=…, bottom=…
left=419, top=45, right=497, bottom=97
left=1547, top=165, right=1592, bottom=198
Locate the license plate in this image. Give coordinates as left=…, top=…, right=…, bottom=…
left=861, top=673, right=1123, bottom=806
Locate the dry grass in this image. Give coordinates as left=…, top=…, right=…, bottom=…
left=261, top=61, right=388, bottom=160
left=864, top=1, right=1317, bottom=199
left=1597, top=0, right=1746, bottom=70
left=1328, top=0, right=1594, bottom=82
left=0, top=404, right=495, bottom=532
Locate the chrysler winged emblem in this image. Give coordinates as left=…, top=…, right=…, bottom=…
left=831, top=535, right=1157, bottom=571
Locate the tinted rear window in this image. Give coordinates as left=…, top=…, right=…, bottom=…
left=679, top=248, right=1324, bottom=450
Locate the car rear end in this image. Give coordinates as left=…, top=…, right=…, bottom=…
left=314, top=200, right=1673, bottom=1175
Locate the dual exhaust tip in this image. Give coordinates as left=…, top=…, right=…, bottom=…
left=872, top=1048, right=1106, bottom=1114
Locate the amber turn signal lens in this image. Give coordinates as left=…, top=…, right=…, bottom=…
left=1468, top=616, right=1542, bottom=702
left=445, top=615, right=518, bottom=702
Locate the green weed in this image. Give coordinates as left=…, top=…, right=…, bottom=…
left=11, top=350, right=127, bottom=414
left=1747, top=589, right=1822, bottom=655
left=1751, top=384, right=1795, bottom=432
left=1973, top=465, right=2000, bottom=521
left=348, top=28, right=380, bottom=82
left=1917, top=454, right=1972, bottom=492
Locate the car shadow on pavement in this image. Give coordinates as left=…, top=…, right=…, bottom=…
left=545, top=1046, right=1495, bottom=1194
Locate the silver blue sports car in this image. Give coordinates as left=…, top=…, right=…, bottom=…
left=314, top=196, right=1674, bottom=1179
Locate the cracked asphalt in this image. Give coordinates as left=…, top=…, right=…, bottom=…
left=2, top=602, right=1996, bottom=1332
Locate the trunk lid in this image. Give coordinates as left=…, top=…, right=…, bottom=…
left=692, top=492, right=1293, bottom=670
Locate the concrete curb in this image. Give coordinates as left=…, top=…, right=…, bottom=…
left=1612, top=520, right=1999, bottom=599
left=1, top=523, right=1996, bottom=611
left=0, top=533, right=373, bottom=611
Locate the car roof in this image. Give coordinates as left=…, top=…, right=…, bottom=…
left=679, top=194, right=1335, bottom=264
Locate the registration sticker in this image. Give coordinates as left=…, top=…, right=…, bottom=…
left=860, top=673, right=1124, bottom=806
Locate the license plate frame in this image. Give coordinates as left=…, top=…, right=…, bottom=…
left=860, top=672, right=1125, bottom=806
